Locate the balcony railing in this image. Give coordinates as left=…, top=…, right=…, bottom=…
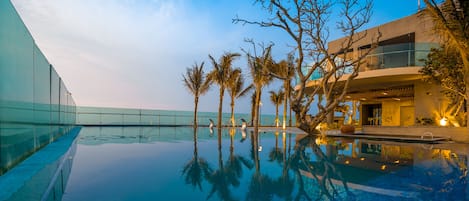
left=363, top=43, right=438, bottom=71
left=302, top=43, right=439, bottom=81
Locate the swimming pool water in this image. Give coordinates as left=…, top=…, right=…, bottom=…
left=61, top=127, right=469, bottom=201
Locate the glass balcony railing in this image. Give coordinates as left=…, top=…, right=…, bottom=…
left=302, top=43, right=439, bottom=82
left=363, top=43, right=438, bottom=71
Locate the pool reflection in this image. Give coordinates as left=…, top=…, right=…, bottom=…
left=186, top=130, right=468, bottom=201
left=63, top=127, right=468, bottom=201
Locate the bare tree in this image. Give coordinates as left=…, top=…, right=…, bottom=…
left=234, top=0, right=379, bottom=134
left=423, top=0, right=469, bottom=128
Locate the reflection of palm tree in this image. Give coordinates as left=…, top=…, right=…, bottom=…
left=182, top=128, right=212, bottom=190
left=246, top=131, right=275, bottom=200
left=287, top=137, right=312, bottom=201
left=271, top=132, right=294, bottom=200
left=206, top=129, right=239, bottom=201
left=226, top=129, right=253, bottom=179
left=268, top=132, right=284, bottom=164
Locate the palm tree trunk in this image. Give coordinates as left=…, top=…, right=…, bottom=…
left=466, top=74, right=469, bottom=128
left=218, top=87, right=224, bottom=129
left=194, top=96, right=199, bottom=128
left=230, top=97, right=235, bottom=127
left=276, top=104, right=279, bottom=127
left=288, top=85, right=292, bottom=127
left=283, top=81, right=288, bottom=129
left=253, top=89, right=261, bottom=135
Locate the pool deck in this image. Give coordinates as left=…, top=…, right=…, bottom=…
left=250, top=126, right=466, bottom=143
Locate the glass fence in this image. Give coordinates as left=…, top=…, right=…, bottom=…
left=363, top=43, right=438, bottom=70
left=0, top=1, right=76, bottom=175
left=76, top=106, right=293, bottom=127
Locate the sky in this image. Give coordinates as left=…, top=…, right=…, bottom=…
left=11, top=0, right=421, bottom=115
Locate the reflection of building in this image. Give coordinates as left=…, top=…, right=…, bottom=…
left=304, top=12, right=466, bottom=130
left=301, top=138, right=469, bottom=199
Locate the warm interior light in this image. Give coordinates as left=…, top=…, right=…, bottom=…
left=345, top=160, right=350, bottom=164
left=360, top=157, right=365, bottom=161
left=394, top=160, right=400, bottom=164
left=382, top=92, right=388, bottom=95
left=439, top=117, right=448, bottom=126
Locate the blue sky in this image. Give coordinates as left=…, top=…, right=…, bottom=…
left=11, top=0, right=421, bottom=114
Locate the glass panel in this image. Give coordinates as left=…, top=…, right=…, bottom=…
left=0, top=1, right=77, bottom=174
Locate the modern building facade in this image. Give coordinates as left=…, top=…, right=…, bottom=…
left=306, top=12, right=466, bottom=130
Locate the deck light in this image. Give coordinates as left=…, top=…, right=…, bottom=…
left=439, top=117, right=448, bottom=126
left=381, top=165, right=387, bottom=170
left=345, top=160, right=350, bottom=164
left=360, top=157, right=365, bottom=161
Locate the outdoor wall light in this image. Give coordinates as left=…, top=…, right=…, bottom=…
left=439, top=117, right=448, bottom=126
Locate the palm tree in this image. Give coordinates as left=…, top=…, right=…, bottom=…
left=269, top=89, right=284, bottom=127
left=208, top=53, right=241, bottom=130
left=245, top=43, right=275, bottom=134
left=182, top=62, right=211, bottom=128
left=226, top=69, right=251, bottom=127
left=276, top=56, right=296, bottom=128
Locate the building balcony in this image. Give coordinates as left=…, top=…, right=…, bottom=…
left=302, top=42, right=439, bottom=82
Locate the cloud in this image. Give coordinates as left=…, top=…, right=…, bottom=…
left=11, top=0, right=291, bottom=114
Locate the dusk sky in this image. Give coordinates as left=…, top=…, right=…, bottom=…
left=11, top=0, right=421, bottom=114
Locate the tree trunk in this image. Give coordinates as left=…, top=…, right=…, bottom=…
left=253, top=89, right=261, bottom=135
left=276, top=104, right=279, bottom=127
left=326, top=112, right=334, bottom=128
left=466, top=75, right=469, bottom=129
left=194, top=96, right=199, bottom=128
left=218, top=87, right=224, bottom=129
left=230, top=97, right=235, bottom=127
left=283, top=81, right=288, bottom=129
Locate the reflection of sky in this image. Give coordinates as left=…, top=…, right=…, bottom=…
left=63, top=127, right=469, bottom=200
left=11, top=0, right=424, bottom=114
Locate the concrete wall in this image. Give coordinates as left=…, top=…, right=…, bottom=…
left=413, top=80, right=452, bottom=125
left=328, top=12, right=438, bottom=54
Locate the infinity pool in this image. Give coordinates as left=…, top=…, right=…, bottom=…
left=61, top=127, right=469, bottom=201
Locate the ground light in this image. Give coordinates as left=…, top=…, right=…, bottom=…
left=439, top=117, right=448, bottom=126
